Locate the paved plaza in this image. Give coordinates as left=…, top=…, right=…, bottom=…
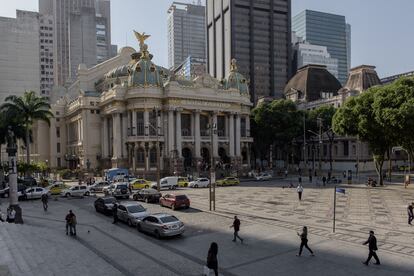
left=0, top=178, right=414, bottom=275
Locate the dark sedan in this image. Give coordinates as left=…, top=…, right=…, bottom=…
left=132, top=189, right=162, bottom=203
left=94, top=197, right=117, bottom=215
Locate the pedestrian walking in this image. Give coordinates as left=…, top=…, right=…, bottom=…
left=7, top=207, right=15, bottom=223
left=0, top=208, right=4, bottom=222
left=230, top=216, right=243, bottom=243
left=407, top=203, right=413, bottom=225
left=285, top=169, right=288, bottom=178
left=343, top=171, right=347, bottom=178
left=41, top=193, right=48, bottom=211
left=112, top=203, right=119, bottom=224
left=296, top=184, right=304, bottom=201
left=296, top=226, right=314, bottom=256
left=204, top=242, right=218, bottom=276
left=362, top=231, right=380, bottom=265
left=322, top=176, right=327, bottom=186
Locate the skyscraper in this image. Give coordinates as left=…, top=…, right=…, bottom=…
left=292, top=10, right=350, bottom=84
left=39, top=0, right=113, bottom=86
left=167, top=2, right=206, bottom=69
left=207, top=0, right=291, bottom=101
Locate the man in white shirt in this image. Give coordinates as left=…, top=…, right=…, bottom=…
left=296, top=184, right=304, bottom=201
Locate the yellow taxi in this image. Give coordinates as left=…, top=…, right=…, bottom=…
left=177, top=177, right=189, bottom=187
left=47, top=182, right=69, bottom=195
left=216, top=177, right=240, bottom=186
left=130, top=179, right=153, bottom=190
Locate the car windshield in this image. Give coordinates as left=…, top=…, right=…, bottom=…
left=127, top=205, right=146, bottom=213
left=160, top=216, right=179, bottom=223
left=175, top=195, right=188, bottom=200
left=116, top=184, right=127, bottom=189
left=103, top=198, right=115, bottom=203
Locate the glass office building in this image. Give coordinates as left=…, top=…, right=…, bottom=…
left=292, top=10, right=350, bottom=84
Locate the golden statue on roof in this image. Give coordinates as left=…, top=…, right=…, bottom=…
left=230, top=58, right=238, bottom=72
left=133, top=30, right=150, bottom=49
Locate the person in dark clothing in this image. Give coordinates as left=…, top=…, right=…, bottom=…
left=230, top=216, right=243, bottom=243
left=41, top=193, right=48, bottom=211
left=407, top=203, right=413, bottom=225
left=206, top=242, right=218, bottom=276
left=322, top=176, right=327, bottom=186
left=112, top=203, right=118, bottom=224
left=363, top=231, right=380, bottom=265
left=65, top=210, right=76, bottom=235
left=296, top=226, right=314, bottom=256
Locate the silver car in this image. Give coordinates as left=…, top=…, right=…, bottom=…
left=137, top=213, right=185, bottom=239
left=117, top=202, right=149, bottom=227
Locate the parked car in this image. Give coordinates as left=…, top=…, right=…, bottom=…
left=160, top=194, right=190, bottom=210
left=109, top=183, right=130, bottom=199
left=21, top=187, right=50, bottom=200
left=151, top=177, right=178, bottom=190
left=137, top=213, right=185, bottom=239
left=130, top=179, right=153, bottom=190
left=0, top=185, right=27, bottom=198
left=102, top=183, right=114, bottom=194
left=188, top=178, right=210, bottom=188
left=94, top=197, right=117, bottom=215
left=177, top=177, right=189, bottom=187
left=61, top=185, right=90, bottom=197
left=256, top=173, right=272, bottom=181
left=132, top=189, right=162, bottom=203
left=216, top=177, right=240, bottom=186
left=46, top=182, right=69, bottom=195
left=117, top=202, right=149, bottom=227
left=89, top=181, right=109, bottom=193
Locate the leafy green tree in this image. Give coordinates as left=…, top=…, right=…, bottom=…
left=333, top=88, right=396, bottom=185
left=373, top=77, right=414, bottom=166
left=1, top=91, right=53, bottom=166
left=252, top=99, right=302, bottom=168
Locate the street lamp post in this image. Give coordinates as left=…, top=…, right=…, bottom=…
left=208, top=115, right=217, bottom=211
left=147, top=109, right=161, bottom=192
left=6, top=128, right=23, bottom=223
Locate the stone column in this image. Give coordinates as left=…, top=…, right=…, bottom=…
left=228, top=114, right=235, bottom=157
left=245, top=114, right=250, bottom=137
left=235, top=114, right=241, bottom=156
left=168, top=109, right=174, bottom=154
left=176, top=109, right=182, bottom=157
left=112, top=113, right=122, bottom=160
left=102, top=117, right=109, bottom=158
left=144, top=109, right=149, bottom=136
left=132, top=143, right=137, bottom=171
left=121, top=113, right=127, bottom=157
left=132, top=110, right=137, bottom=136
left=212, top=112, right=218, bottom=158
left=194, top=110, right=201, bottom=158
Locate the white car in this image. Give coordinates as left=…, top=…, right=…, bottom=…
left=151, top=177, right=177, bottom=190
left=255, top=173, right=272, bottom=181
left=21, top=187, right=50, bottom=200
left=189, top=178, right=210, bottom=188
left=61, top=185, right=90, bottom=197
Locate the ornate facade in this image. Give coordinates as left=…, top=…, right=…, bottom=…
left=45, top=32, right=253, bottom=176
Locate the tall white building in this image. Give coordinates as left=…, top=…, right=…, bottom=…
left=293, top=41, right=339, bottom=79
left=167, top=2, right=206, bottom=69
left=0, top=10, right=40, bottom=103
left=39, top=14, right=55, bottom=97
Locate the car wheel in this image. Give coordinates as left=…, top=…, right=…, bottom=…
left=145, top=197, right=149, bottom=203
left=95, top=206, right=99, bottom=213
left=171, top=204, right=176, bottom=210
left=133, top=195, right=137, bottom=201
left=137, top=224, right=142, bottom=232
left=23, top=195, right=28, bottom=201
left=154, top=230, right=161, bottom=239
left=145, top=185, right=149, bottom=189
left=66, top=193, right=71, bottom=197
left=185, top=205, right=190, bottom=209
left=127, top=219, right=133, bottom=227
left=194, top=184, right=198, bottom=188
left=85, top=191, right=90, bottom=196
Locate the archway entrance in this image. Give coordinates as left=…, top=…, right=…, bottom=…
left=201, top=147, right=210, bottom=171
left=182, top=148, right=192, bottom=170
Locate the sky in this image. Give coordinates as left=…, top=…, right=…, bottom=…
left=0, top=0, right=413, bottom=77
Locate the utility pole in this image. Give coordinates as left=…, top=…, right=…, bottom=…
left=148, top=109, right=161, bottom=192
left=208, top=115, right=216, bottom=211
left=303, top=113, right=307, bottom=172
left=318, top=117, right=322, bottom=176
left=6, top=128, right=23, bottom=223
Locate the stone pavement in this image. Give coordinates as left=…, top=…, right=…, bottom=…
left=1, top=182, right=414, bottom=276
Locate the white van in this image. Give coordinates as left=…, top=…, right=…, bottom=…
left=151, top=177, right=178, bottom=190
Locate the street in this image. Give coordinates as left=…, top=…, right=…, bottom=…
left=1, top=179, right=414, bottom=275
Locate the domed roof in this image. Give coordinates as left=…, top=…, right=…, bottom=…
left=128, top=31, right=164, bottom=88
left=223, top=59, right=249, bottom=95
left=284, top=64, right=342, bottom=101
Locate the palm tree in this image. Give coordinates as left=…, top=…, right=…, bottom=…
left=1, top=91, right=53, bottom=166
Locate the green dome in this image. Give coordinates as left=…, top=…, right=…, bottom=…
left=128, top=44, right=163, bottom=88
left=224, top=59, right=249, bottom=95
